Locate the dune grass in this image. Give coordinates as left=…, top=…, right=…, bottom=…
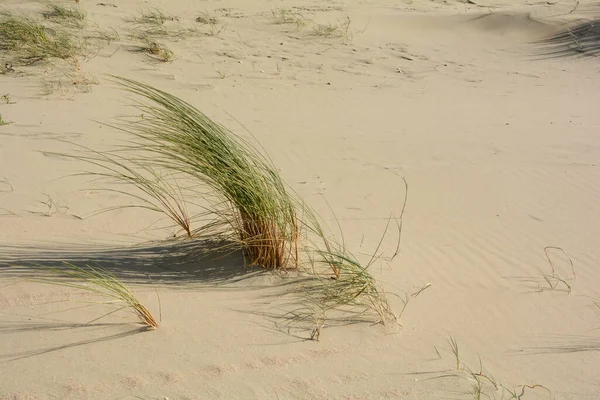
left=0, top=11, right=79, bottom=65
left=195, top=12, right=227, bottom=36
left=312, top=16, right=352, bottom=40
left=0, top=113, right=10, bottom=126
left=133, top=34, right=174, bottom=62
left=61, top=77, right=396, bottom=334
left=127, top=8, right=197, bottom=59
left=29, top=262, right=159, bottom=329
left=67, top=149, right=193, bottom=236
left=134, top=7, right=176, bottom=26
left=412, top=337, right=553, bottom=400
left=271, top=9, right=309, bottom=29
left=77, top=76, right=300, bottom=270
left=42, top=4, right=86, bottom=28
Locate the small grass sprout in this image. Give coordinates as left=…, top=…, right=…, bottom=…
left=0, top=113, right=11, bottom=126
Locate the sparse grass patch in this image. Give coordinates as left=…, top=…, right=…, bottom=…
left=288, top=245, right=395, bottom=338
left=417, top=337, right=553, bottom=400
left=312, top=16, right=352, bottom=41
left=134, top=7, right=177, bottom=26
left=38, top=57, right=99, bottom=96
left=85, top=28, right=120, bottom=44
left=271, top=8, right=309, bottom=28
left=129, top=8, right=198, bottom=40
left=0, top=11, right=80, bottom=65
left=42, top=4, right=86, bottom=28
left=195, top=12, right=227, bottom=36
left=196, top=12, right=218, bottom=25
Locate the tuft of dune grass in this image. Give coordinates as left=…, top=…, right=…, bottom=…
left=133, top=34, right=174, bottom=61
left=0, top=12, right=79, bottom=65
left=42, top=4, right=86, bottom=28
left=312, top=16, right=352, bottom=40
left=63, top=77, right=395, bottom=333
left=73, top=76, right=300, bottom=270
left=134, top=7, right=176, bottom=26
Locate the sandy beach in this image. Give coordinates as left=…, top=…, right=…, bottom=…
left=1, top=0, right=599, bottom=399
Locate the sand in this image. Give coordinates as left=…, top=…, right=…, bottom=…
left=1, top=0, right=599, bottom=399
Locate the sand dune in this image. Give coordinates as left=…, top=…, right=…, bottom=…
left=1, top=0, right=599, bottom=399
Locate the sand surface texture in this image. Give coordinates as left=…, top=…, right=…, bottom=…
left=1, top=0, right=599, bottom=399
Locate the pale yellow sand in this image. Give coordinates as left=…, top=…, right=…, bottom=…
left=1, top=0, right=599, bottom=399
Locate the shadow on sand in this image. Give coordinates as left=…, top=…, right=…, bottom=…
left=0, top=238, right=259, bottom=287
left=517, top=334, right=600, bottom=355
left=531, top=18, right=600, bottom=59
left=0, top=238, right=293, bottom=362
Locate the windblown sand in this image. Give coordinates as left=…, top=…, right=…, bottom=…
left=1, top=0, right=599, bottom=399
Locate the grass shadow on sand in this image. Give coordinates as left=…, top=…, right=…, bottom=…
left=0, top=321, right=148, bottom=363
left=531, top=19, right=600, bottom=59
left=0, top=238, right=256, bottom=287
left=517, top=334, right=600, bottom=355
left=0, top=240, right=278, bottom=361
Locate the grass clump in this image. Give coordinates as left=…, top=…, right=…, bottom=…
left=0, top=113, right=11, bottom=126
left=195, top=12, right=227, bottom=36
left=312, top=16, right=352, bottom=40
left=1, top=94, right=14, bottom=104
left=78, top=77, right=300, bottom=270
left=29, top=262, right=159, bottom=329
left=42, top=4, right=86, bottom=28
left=134, top=7, right=176, bottom=26
left=133, top=34, right=174, bottom=62
left=0, top=12, right=79, bottom=65
left=271, top=9, right=309, bottom=28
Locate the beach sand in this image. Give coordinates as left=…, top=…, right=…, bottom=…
left=1, top=0, right=599, bottom=399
